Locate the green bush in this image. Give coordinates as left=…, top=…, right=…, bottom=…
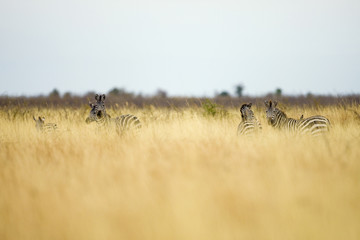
left=202, top=99, right=228, bottom=118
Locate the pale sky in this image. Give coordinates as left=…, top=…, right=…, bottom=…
left=1, top=0, right=359, bottom=96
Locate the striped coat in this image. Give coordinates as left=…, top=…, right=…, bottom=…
left=265, top=100, right=330, bottom=136
left=33, top=116, right=57, bottom=133
left=237, top=103, right=262, bottom=136
left=85, top=94, right=141, bottom=135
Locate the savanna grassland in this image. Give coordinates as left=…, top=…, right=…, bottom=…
left=1, top=102, right=360, bottom=240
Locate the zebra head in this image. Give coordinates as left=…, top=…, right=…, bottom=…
left=240, top=103, right=255, bottom=121
left=86, top=94, right=108, bottom=124
left=264, top=100, right=278, bottom=124
left=33, top=116, right=45, bottom=130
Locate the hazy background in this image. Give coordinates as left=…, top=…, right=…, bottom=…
left=1, top=0, right=360, bottom=97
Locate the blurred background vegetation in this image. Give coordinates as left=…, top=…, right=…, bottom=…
left=1, top=85, right=359, bottom=108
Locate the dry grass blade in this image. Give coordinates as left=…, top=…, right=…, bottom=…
left=0, top=105, right=360, bottom=240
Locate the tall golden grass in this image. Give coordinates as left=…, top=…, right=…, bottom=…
left=1, top=104, right=359, bottom=240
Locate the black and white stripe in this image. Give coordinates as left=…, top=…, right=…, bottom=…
left=85, top=94, right=141, bottom=135
left=33, top=116, right=57, bottom=133
left=264, top=100, right=330, bottom=136
left=237, top=103, right=262, bottom=136
left=115, top=114, right=142, bottom=134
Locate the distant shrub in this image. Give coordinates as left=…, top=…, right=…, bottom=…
left=63, top=92, right=72, bottom=99
left=275, top=88, right=282, bottom=97
left=155, top=89, right=168, bottom=98
left=108, top=88, right=134, bottom=98
left=217, top=91, right=230, bottom=97
left=49, top=89, right=60, bottom=98
left=202, top=99, right=217, bottom=117
left=202, top=99, right=228, bottom=118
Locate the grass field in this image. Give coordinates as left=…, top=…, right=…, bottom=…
left=1, top=103, right=360, bottom=240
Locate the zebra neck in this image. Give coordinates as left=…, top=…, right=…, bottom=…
left=243, top=115, right=254, bottom=121
left=243, top=117, right=256, bottom=123
left=273, top=110, right=288, bottom=127
left=96, top=115, right=111, bottom=126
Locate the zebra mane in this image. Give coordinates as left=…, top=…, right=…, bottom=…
left=276, top=108, right=287, bottom=118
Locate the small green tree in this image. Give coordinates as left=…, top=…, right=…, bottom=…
left=49, top=88, right=60, bottom=98
left=202, top=99, right=228, bottom=118
left=218, top=91, right=230, bottom=97
left=108, top=88, right=123, bottom=96
left=202, top=99, right=218, bottom=117
left=235, top=84, right=244, bottom=97
left=275, top=88, right=282, bottom=97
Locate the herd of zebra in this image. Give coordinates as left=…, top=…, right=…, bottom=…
left=237, top=100, right=330, bottom=136
left=33, top=94, right=331, bottom=137
left=33, top=94, right=141, bottom=134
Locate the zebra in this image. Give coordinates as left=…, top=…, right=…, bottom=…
left=264, top=100, right=330, bottom=136
left=33, top=116, right=57, bottom=133
left=237, top=103, right=262, bottom=136
left=85, top=94, right=141, bottom=135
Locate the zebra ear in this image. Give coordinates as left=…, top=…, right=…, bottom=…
left=102, top=94, right=106, bottom=101
left=95, top=94, right=99, bottom=101
left=274, top=101, right=278, bottom=107
left=248, top=103, right=252, bottom=108
left=264, top=101, right=269, bottom=107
